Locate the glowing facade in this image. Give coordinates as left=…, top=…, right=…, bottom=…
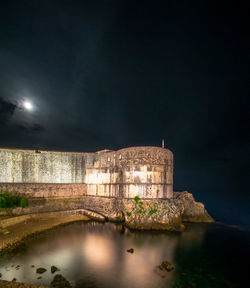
left=0, top=146, right=173, bottom=199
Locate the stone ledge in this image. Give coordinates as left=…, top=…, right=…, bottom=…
left=0, top=209, right=105, bottom=229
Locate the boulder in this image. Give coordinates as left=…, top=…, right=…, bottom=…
left=50, top=274, right=72, bottom=288
left=36, top=267, right=47, bottom=274
left=159, top=260, right=174, bottom=272
left=173, top=191, right=214, bottom=223
left=51, top=265, right=59, bottom=274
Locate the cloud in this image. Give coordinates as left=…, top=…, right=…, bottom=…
left=0, top=97, right=17, bottom=124
left=0, top=97, right=45, bottom=137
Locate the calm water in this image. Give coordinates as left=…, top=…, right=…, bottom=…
left=0, top=221, right=249, bottom=288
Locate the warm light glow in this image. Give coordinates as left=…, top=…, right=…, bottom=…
left=82, top=235, right=113, bottom=268
left=23, top=101, right=33, bottom=111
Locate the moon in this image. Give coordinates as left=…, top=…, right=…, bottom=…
left=23, top=101, right=33, bottom=111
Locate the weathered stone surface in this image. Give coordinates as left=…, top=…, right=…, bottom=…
left=0, top=184, right=87, bottom=200
left=50, top=274, right=72, bottom=288
left=86, top=146, right=173, bottom=199
left=0, top=149, right=96, bottom=184
left=127, top=248, right=134, bottom=253
left=0, top=146, right=173, bottom=200
left=173, top=191, right=214, bottom=223
left=123, top=197, right=184, bottom=231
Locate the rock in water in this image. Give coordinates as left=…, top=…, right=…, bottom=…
left=50, top=274, right=72, bottom=288
left=127, top=248, right=134, bottom=253
left=159, top=261, right=175, bottom=272
left=51, top=265, right=59, bottom=273
left=36, top=267, right=47, bottom=274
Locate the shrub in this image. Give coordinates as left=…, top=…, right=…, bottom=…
left=134, top=195, right=141, bottom=203
left=19, top=197, right=29, bottom=208
left=0, top=196, right=7, bottom=208
left=0, top=192, right=14, bottom=208
left=0, top=191, right=29, bottom=209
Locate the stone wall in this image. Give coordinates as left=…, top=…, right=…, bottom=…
left=0, top=183, right=87, bottom=198
left=0, top=148, right=96, bottom=183
left=0, top=146, right=174, bottom=199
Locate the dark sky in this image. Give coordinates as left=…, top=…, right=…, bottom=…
left=0, top=1, right=249, bottom=225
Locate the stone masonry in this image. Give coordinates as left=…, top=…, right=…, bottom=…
left=0, top=146, right=173, bottom=199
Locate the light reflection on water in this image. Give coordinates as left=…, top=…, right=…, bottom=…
left=0, top=222, right=248, bottom=288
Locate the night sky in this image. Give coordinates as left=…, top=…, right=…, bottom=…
left=0, top=1, right=249, bottom=225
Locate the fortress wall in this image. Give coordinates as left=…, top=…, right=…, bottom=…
left=0, top=149, right=96, bottom=183
left=0, top=146, right=174, bottom=200
left=0, top=183, right=87, bottom=198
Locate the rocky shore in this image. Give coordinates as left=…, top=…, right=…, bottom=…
left=123, top=191, right=213, bottom=231
left=0, top=192, right=214, bottom=253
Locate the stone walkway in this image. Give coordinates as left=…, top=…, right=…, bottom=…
left=0, top=210, right=91, bottom=253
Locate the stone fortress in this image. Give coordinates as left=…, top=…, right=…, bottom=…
left=0, top=146, right=213, bottom=230
left=0, top=146, right=173, bottom=199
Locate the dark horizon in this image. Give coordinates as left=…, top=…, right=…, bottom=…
left=0, top=0, right=249, bottom=226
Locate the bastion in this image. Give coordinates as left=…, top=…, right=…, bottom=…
left=0, top=146, right=173, bottom=199
left=0, top=146, right=213, bottom=231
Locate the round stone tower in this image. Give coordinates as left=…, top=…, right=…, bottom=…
left=86, top=146, right=173, bottom=199
left=115, top=146, right=173, bottom=199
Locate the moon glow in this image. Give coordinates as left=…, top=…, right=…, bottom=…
left=23, top=101, right=33, bottom=111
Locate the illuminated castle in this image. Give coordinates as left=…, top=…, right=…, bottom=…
left=0, top=146, right=173, bottom=199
